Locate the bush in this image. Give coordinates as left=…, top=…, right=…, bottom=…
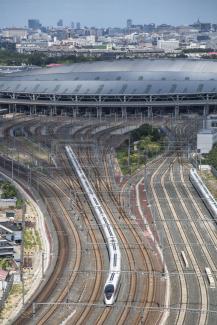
left=207, top=145, right=217, bottom=169
left=1, top=182, right=17, bottom=199
left=16, top=198, right=24, bottom=209
left=130, top=124, right=162, bottom=143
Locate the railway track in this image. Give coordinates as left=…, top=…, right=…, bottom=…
left=0, top=155, right=82, bottom=324
left=75, top=142, right=164, bottom=324
left=144, top=153, right=217, bottom=325
left=57, top=151, right=106, bottom=325
left=2, top=119, right=120, bottom=324
left=1, top=117, right=168, bottom=324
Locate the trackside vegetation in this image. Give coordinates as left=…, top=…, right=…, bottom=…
left=206, top=145, right=217, bottom=169
left=116, top=124, right=164, bottom=175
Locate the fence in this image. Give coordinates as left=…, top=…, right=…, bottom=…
left=211, top=166, right=217, bottom=178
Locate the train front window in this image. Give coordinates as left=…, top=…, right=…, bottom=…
left=105, top=284, right=114, bottom=300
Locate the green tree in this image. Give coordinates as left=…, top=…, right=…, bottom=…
left=1, top=182, right=17, bottom=199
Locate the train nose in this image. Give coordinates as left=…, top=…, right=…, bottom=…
left=105, top=293, right=112, bottom=300
left=104, top=284, right=114, bottom=302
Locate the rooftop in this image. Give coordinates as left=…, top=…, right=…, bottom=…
left=198, top=128, right=217, bottom=134
left=1, top=59, right=217, bottom=96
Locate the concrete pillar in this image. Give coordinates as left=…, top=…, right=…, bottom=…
left=203, top=105, right=209, bottom=117
left=97, top=107, right=102, bottom=120
left=122, top=107, right=127, bottom=119
left=73, top=108, right=77, bottom=119
left=175, top=106, right=179, bottom=119
left=203, top=105, right=209, bottom=128
left=148, top=106, right=153, bottom=119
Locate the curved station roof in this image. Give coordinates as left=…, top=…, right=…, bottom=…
left=1, top=59, right=217, bottom=96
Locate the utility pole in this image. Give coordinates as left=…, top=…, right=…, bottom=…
left=32, top=302, right=36, bottom=324
left=128, top=134, right=131, bottom=174
left=144, top=151, right=148, bottom=192
left=11, top=156, right=14, bottom=180
left=42, top=252, right=45, bottom=279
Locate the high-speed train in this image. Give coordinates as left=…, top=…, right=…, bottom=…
left=65, top=145, right=121, bottom=305
left=189, top=168, right=217, bottom=219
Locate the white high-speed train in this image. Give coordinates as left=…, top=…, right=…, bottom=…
left=65, top=145, right=121, bottom=305
left=189, top=168, right=217, bottom=219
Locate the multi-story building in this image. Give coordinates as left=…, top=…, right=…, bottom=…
left=28, top=19, right=41, bottom=30
left=2, top=28, right=27, bottom=41
left=127, top=19, right=132, bottom=29
left=157, top=39, right=179, bottom=52
left=0, top=238, right=14, bottom=258
left=76, top=22, right=81, bottom=30
left=57, top=19, right=63, bottom=27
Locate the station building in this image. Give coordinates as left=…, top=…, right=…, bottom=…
left=0, top=59, right=217, bottom=117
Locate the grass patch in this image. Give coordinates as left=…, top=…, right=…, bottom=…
left=24, top=228, right=41, bottom=250
left=35, top=230, right=42, bottom=250
left=9, top=284, right=22, bottom=296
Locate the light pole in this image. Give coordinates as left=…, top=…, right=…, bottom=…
left=144, top=151, right=148, bottom=192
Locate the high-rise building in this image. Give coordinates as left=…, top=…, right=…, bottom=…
left=144, top=23, right=155, bottom=33
left=28, top=19, right=41, bottom=30
left=57, top=19, right=63, bottom=27
left=127, top=19, right=132, bottom=29
left=200, top=23, right=211, bottom=32
left=71, top=22, right=75, bottom=29
left=212, top=24, right=217, bottom=32
left=76, top=22, right=81, bottom=29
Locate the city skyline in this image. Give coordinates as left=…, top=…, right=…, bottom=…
left=0, top=0, right=217, bottom=28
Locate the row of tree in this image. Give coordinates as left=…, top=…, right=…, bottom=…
left=130, top=123, right=162, bottom=143
left=0, top=49, right=101, bottom=66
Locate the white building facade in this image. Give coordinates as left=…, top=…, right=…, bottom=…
left=157, top=39, right=179, bottom=52
left=197, top=129, right=217, bottom=154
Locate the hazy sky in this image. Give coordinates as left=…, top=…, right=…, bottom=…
left=1, top=0, right=217, bottom=28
